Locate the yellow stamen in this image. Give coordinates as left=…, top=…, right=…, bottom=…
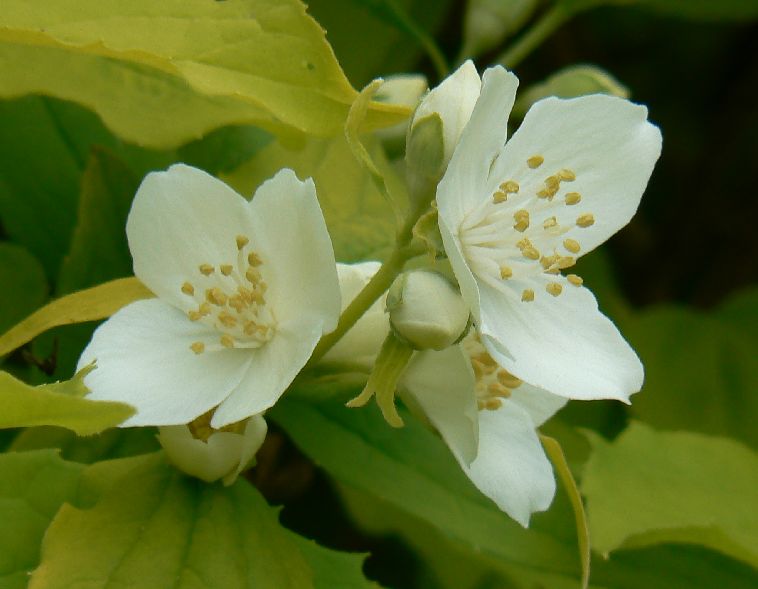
left=218, top=312, right=237, bottom=328
left=565, top=192, right=582, bottom=205
left=559, top=168, right=576, bottom=181
left=577, top=214, right=595, bottom=228
left=199, top=264, right=214, bottom=276
left=567, top=274, right=584, bottom=286
left=543, top=216, right=558, bottom=230
left=500, top=180, right=520, bottom=193
left=206, top=288, right=227, bottom=306
left=493, top=190, right=507, bottom=204
left=181, top=282, right=194, bottom=296
left=220, top=264, right=234, bottom=276
left=513, top=209, right=530, bottom=232
left=248, top=252, right=263, bottom=267
left=527, top=155, right=544, bottom=169
left=499, top=266, right=513, bottom=279
left=563, top=238, right=581, bottom=254
left=190, top=342, right=205, bottom=354
left=546, top=282, right=563, bottom=296
left=521, top=289, right=535, bottom=302
left=497, top=371, right=522, bottom=388
left=523, top=247, right=540, bottom=260
left=236, top=235, right=249, bottom=250
left=220, top=334, right=235, bottom=348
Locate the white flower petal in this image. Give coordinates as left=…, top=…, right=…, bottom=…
left=508, top=383, right=567, bottom=427
left=159, top=425, right=244, bottom=483
left=127, top=164, right=256, bottom=312
left=224, top=413, right=268, bottom=485
left=439, top=214, right=482, bottom=323
left=478, top=278, right=643, bottom=401
left=78, top=299, right=252, bottom=426
left=402, top=346, right=479, bottom=465
left=458, top=402, right=555, bottom=527
left=210, top=316, right=324, bottom=428
left=414, top=60, right=481, bottom=165
left=437, top=65, right=519, bottom=228
left=245, top=168, right=341, bottom=332
left=323, top=262, right=387, bottom=367
left=488, top=94, right=662, bottom=256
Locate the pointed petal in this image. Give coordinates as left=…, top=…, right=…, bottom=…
left=489, top=94, right=662, bottom=256
left=127, top=164, right=256, bottom=312
left=478, top=278, right=643, bottom=401
left=246, top=168, right=340, bottom=332
left=78, top=299, right=251, bottom=426
left=210, top=316, right=324, bottom=427
left=508, top=383, right=567, bottom=427
left=459, top=402, right=555, bottom=527
left=439, top=214, right=482, bottom=322
left=437, top=66, right=519, bottom=229
left=402, top=346, right=479, bottom=465
left=414, top=60, right=481, bottom=165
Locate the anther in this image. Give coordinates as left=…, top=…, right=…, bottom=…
left=198, top=302, right=211, bottom=316
left=545, top=175, right=561, bottom=190
left=243, top=321, right=258, bottom=336
left=523, top=247, right=540, bottom=260
left=567, top=274, right=584, bottom=286
left=563, top=238, right=581, bottom=254
left=500, top=266, right=513, bottom=279
left=188, top=310, right=202, bottom=322
left=546, top=282, right=563, bottom=296
left=220, top=264, right=234, bottom=276
left=540, top=254, right=558, bottom=270
left=543, top=216, right=558, bottom=230
left=218, top=312, right=238, bottom=328
left=246, top=268, right=261, bottom=284
left=577, top=214, right=595, bottom=228
left=220, top=334, right=235, bottom=348
left=559, top=168, right=576, bottom=181
left=557, top=256, right=575, bottom=269
left=500, top=180, right=519, bottom=193
left=565, top=192, right=582, bottom=205
left=190, top=342, right=205, bottom=354
left=236, top=235, right=249, bottom=250
left=199, top=264, right=215, bottom=276
left=181, top=282, right=195, bottom=296
left=487, top=382, right=511, bottom=398
left=492, top=190, right=507, bottom=204
left=527, top=155, right=544, bottom=169
left=513, top=209, right=530, bottom=232
left=497, top=371, right=522, bottom=389
left=480, top=398, right=503, bottom=410
left=521, top=289, right=535, bottom=302
left=206, top=288, right=228, bottom=306
left=247, top=252, right=263, bottom=267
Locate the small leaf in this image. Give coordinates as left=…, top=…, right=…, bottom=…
left=582, top=422, right=758, bottom=568
left=0, top=0, right=407, bottom=148
left=30, top=454, right=315, bottom=589
left=0, top=367, right=134, bottom=434
left=0, top=277, right=153, bottom=358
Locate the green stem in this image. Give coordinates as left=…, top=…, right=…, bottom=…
left=308, top=194, right=430, bottom=368
left=494, top=5, right=572, bottom=69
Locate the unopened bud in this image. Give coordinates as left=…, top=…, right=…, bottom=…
left=387, top=270, right=470, bottom=351
left=375, top=74, right=428, bottom=153
left=158, top=414, right=267, bottom=486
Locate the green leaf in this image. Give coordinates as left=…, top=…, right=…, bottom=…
left=633, top=0, right=758, bottom=22
left=0, top=244, right=47, bottom=335
left=582, top=421, right=758, bottom=568
left=288, top=534, right=375, bottom=589
left=0, top=277, right=152, bottom=358
left=224, top=135, right=403, bottom=262
left=0, top=450, right=84, bottom=589
left=177, top=126, right=272, bottom=176
left=0, top=367, right=134, bottom=434
left=30, top=453, right=315, bottom=589
left=624, top=292, right=758, bottom=448
left=271, top=397, right=582, bottom=577
left=57, top=149, right=138, bottom=294
left=0, top=0, right=406, bottom=148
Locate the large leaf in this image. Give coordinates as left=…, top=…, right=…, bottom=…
left=582, top=421, right=758, bottom=569
left=624, top=292, right=758, bottom=448
left=224, top=135, right=404, bottom=262
left=271, top=397, right=583, bottom=578
left=30, top=453, right=315, bottom=589
left=0, top=244, right=47, bottom=335
left=288, top=534, right=374, bottom=589
left=0, top=450, right=83, bottom=589
left=0, top=277, right=152, bottom=358
left=0, top=368, right=134, bottom=435
left=0, top=0, right=406, bottom=148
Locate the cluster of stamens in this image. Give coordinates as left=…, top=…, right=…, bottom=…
left=459, top=153, right=597, bottom=303
left=182, top=235, right=274, bottom=354
left=466, top=338, right=523, bottom=411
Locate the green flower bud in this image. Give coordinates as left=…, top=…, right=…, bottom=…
left=158, top=414, right=267, bottom=486
left=375, top=74, right=428, bottom=153
left=387, top=270, right=470, bottom=351
left=461, top=0, right=538, bottom=59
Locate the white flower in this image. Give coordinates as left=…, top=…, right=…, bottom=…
left=402, top=337, right=566, bottom=526
left=331, top=262, right=564, bottom=526
left=78, top=164, right=340, bottom=428
left=158, top=413, right=268, bottom=486
left=436, top=65, right=662, bottom=401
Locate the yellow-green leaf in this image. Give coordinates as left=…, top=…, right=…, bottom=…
left=0, top=0, right=408, bottom=148
left=0, top=277, right=152, bottom=357
left=582, top=422, right=758, bottom=569
left=0, top=367, right=134, bottom=435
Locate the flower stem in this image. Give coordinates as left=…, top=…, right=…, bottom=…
left=494, top=5, right=572, bottom=69
left=308, top=194, right=431, bottom=367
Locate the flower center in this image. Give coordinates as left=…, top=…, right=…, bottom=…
left=181, top=234, right=276, bottom=354
left=464, top=337, right=522, bottom=411
left=457, top=154, right=593, bottom=302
